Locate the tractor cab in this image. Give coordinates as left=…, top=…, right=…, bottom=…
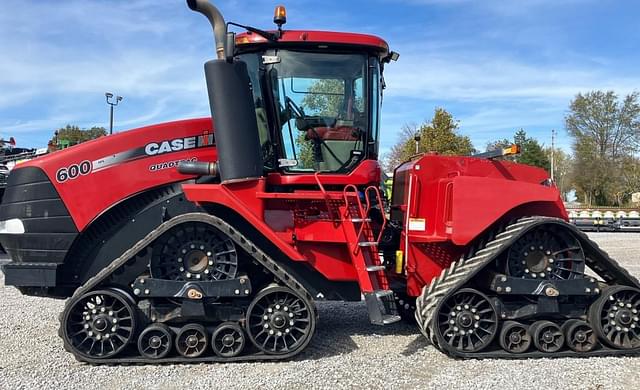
left=233, top=22, right=396, bottom=176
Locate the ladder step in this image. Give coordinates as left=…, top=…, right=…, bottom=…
left=350, top=218, right=372, bottom=223
left=364, top=292, right=399, bottom=326
left=358, top=241, right=378, bottom=247
left=382, top=315, right=402, bottom=325
left=366, top=265, right=386, bottom=272
left=375, top=290, right=394, bottom=298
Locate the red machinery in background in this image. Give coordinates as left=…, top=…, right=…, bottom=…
left=1, top=0, right=638, bottom=363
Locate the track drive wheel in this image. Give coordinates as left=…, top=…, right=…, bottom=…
left=433, top=288, right=499, bottom=353
left=589, top=286, right=640, bottom=349
left=150, top=222, right=238, bottom=282
left=175, top=324, right=209, bottom=358
left=499, top=321, right=531, bottom=353
left=562, top=320, right=597, bottom=352
left=506, top=226, right=585, bottom=280
left=137, top=324, right=173, bottom=359
left=531, top=320, right=564, bottom=353
left=246, top=285, right=316, bottom=356
left=211, top=322, right=246, bottom=358
left=61, top=288, right=137, bottom=359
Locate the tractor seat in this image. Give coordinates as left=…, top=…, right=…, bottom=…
left=306, top=126, right=360, bottom=141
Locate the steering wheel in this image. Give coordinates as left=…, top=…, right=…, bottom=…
left=285, top=96, right=305, bottom=119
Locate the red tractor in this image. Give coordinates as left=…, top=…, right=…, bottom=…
left=1, top=0, right=638, bottom=362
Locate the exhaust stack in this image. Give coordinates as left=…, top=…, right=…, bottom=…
left=186, top=0, right=227, bottom=59
left=186, top=0, right=264, bottom=183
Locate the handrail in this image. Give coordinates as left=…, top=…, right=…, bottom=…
left=365, top=185, right=387, bottom=244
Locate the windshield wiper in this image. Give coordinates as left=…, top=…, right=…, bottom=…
left=228, top=22, right=279, bottom=42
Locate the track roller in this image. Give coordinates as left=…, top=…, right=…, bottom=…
left=589, top=286, right=640, bottom=349
left=499, top=321, right=531, bottom=353
left=246, top=285, right=316, bottom=355
left=211, top=322, right=245, bottom=358
left=562, top=320, right=597, bottom=352
left=138, top=324, right=173, bottom=359
left=531, top=320, right=564, bottom=353
left=61, top=288, right=137, bottom=359
left=433, top=288, right=498, bottom=353
left=175, top=324, right=209, bottom=358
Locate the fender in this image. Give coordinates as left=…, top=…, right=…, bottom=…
left=60, top=184, right=204, bottom=290
left=448, top=176, right=566, bottom=245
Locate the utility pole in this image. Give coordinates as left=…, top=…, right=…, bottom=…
left=105, top=92, right=123, bottom=135
left=551, top=129, right=556, bottom=181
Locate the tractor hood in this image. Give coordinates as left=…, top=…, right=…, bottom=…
left=9, top=118, right=216, bottom=231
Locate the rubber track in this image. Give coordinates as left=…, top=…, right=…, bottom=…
left=415, top=216, right=640, bottom=358
left=58, top=212, right=317, bottom=364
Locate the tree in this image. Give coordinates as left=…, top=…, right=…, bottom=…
left=49, top=125, right=107, bottom=148
left=302, top=79, right=350, bottom=117
left=486, top=129, right=550, bottom=171
left=384, top=108, right=474, bottom=171
left=565, top=91, right=640, bottom=206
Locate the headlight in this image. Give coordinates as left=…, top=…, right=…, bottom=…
left=0, top=218, right=25, bottom=234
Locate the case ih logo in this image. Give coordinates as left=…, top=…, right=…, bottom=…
left=144, top=134, right=214, bottom=156
left=56, top=131, right=215, bottom=182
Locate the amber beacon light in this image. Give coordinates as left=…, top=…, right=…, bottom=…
left=274, top=5, right=287, bottom=28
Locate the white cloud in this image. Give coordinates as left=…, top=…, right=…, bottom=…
left=0, top=0, right=638, bottom=154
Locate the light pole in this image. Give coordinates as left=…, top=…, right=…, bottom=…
left=105, top=92, right=123, bottom=135
left=414, top=133, right=421, bottom=154
left=550, top=129, right=556, bottom=181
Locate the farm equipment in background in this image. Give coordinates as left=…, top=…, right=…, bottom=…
left=0, top=137, right=47, bottom=198
left=1, top=0, right=640, bottom=363
left=568, top=209, right=640, bottom=232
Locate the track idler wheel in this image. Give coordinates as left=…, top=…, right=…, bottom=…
left=531, top=320, right=564, bottom=353
left=499, top=321, right=531, bottom=354
left=137, top=324, right=173, bottom=359
left=562, top=320, right=597, bottom=352
left=433, top=288, right=498, bottom=353
left=175, top=324, right=209, bottom=358
left=62, top=288, right=137, bottom=359
left=589, top=286, right=640, bottom=349
left=211, top=322, right=245, bottom=358
left=246, top=285, right=316, bottom=356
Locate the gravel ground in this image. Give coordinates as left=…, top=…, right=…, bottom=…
left=0, top=233, right=639, bottom=390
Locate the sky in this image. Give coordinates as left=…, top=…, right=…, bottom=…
left=1, top=0, right=639, bottom=155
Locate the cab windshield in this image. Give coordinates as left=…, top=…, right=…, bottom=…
left=239, top=49, right=379, bottom=173
left=268, top=51, right=368, bottom=172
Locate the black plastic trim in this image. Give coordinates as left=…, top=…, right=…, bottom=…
left=0, top=166, right=78, bottom=264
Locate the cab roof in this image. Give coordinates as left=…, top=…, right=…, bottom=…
left=235, top=30, right=389, bottom=55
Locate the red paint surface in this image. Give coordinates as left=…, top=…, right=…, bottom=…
left=20, top=118, right=215, bottom=230
left=394, top=155, right=567, bottom=296
left=236, top=30, right=389, bottom=53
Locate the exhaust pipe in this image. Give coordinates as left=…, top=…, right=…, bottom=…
left=186, top=0, right=264, bottom=183
left=178, top=161, right=218, bottom=177
left=186, top=0, right=227, bottom=59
